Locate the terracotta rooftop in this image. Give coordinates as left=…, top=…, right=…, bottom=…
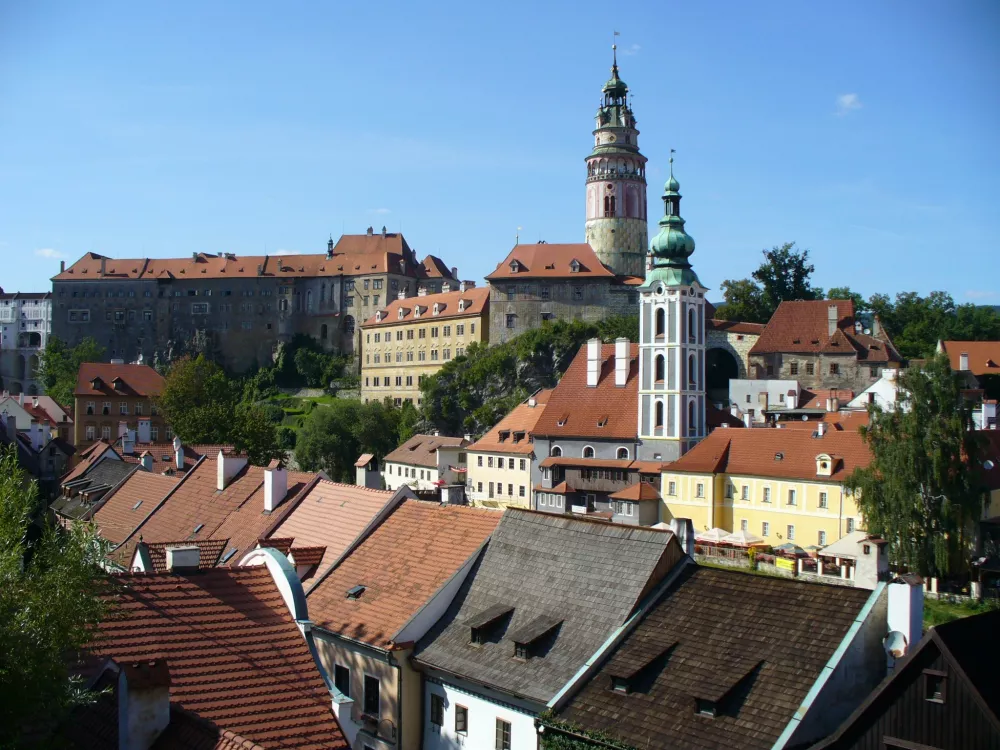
left=666, top=427, right=871, bottom=482
left=707, top=318, right=766, bottom=335
left=610, top=481, right=662, bottom=502
left=775, top=410, right=871, bottom=432
left=798, top=388, right=856, bottom=410
left=940, top=340, right=1000, bottom=376
left=134, top=538, right=230, bottom=572
left=60, top=441, right=117, bottom=484
left=361, top=285, right=489, bottom=328
left=118, top=441, right=234, bottom=474
left=90, top=566, right=347, bottom=749
left=486, top=243, right=615, bottom=281
left=419, top=254, right=458, bottom=280
left=540, top=456, right=635, bottom=470
left=91, top=471, right=182, bottom=545
left=467, top=390, right=553, bottom=455
left=266, top=479, right=398, bottom=575
left=74, top=363, right=165, bottom=398
left=306, top=499, right=501, bottom=649
left=749, top=300, right=902, bottom=363
left=354, top=453, right=375, bottom=467
left=532, top=343, right=638, bottom=440
left=384, top=433, right=469, bottom=469
left=707, top=404, right=745, bottom=429
left=535, top=481, right=575, bottom=494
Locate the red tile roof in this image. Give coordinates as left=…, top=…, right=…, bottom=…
left=467, top=390, right=553, bottom=455
left=707, top=319, right=766, bottom=335
left=354, top=453, right=375, bottom=467
left=940, top=341, right=1000, bottom=376
left=486, top=243, right=615, bottom=281
left=118, top=442, right=234, bottom=474
left=91, top=471, right=182, bottom=545
left=534, top=481, right=574, bottom=494
left=610, top=482, right=662, bottom=502
left=539, top=456, right=634, bottom=470
left=384, top=434, right=468, bottom=468
left=289, top=547, right=327, bottom=567
left=136, top=539, right=230, bottom=572
left=60, top=441, right=117, bottom=483
left=92, top=566, right=347, bottom=749
left=306, top=500, right=501, bottom=649
left=267, top=480, right=397, bottom=575
left=419, top=254, right=458, bottom=280
left=707, top=403, right=745, bottom=429
left=775, top=410, right=871, bottom=432
left=74, top=363, right=165, bottom=398
left=666, top=428, right=871, bottom=481
left=361, top=285, right=489, bottom=328
left=749, top=300, right=902, bottom=363
left=532, top=343, right=638, bottom=440
left=798, top=388, right=855, bottom=409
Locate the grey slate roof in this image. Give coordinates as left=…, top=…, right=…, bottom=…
left=413, top=509, right=682, bottom=704
left=555, top=565, right=874, bottom=750
left=51, top=460, right=138, bottom=520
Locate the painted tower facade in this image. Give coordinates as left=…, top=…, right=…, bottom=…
left=584, top=48, right=648, bottom=279
left=637, top=159, right=707, bottom=461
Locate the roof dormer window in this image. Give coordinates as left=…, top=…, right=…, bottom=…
left=467, top=604, right=514, bottom=646
left=509, top=615, right=562, bottom=662
left=498, top=430, right=510, bottom=443
left=816, top=453, right=834, bottom=477
left=458, top=299, right=466, bottom=311
left=90, top=377, right=104, bottom=390
left=398, top=308, right=405, bottom=319
left=375, top=311, right=383, bottom=322
left=432, top=303, right=440, bottom=316
left=509, top=260, right=519, bottom=273
left=570, top=259, right=581, bottom=273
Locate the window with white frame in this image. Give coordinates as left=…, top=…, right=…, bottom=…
left=787, top=489, right=797, bottom=506
left=787, top=525, right=795, bottom=541
left=668, top=481, right=676, bottom=496
left=846, top=517, right=855, bottom=533
left=763, top=487, right=771, bottom=503
left=741, top=485, right=749, bottom=501
left=741, top=519, right=748, bottom=532
left=818, top=530, right=827, bottom=546
left=818, top=491, right=828, bottom=509
left=696, top=483, right=704, bottom=498
left=762, top=521, right=770, bottom=536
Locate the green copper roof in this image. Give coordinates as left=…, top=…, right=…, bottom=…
left=644, top=156, right=701, bottom=288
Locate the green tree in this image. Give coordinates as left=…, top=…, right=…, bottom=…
left=231, top=403, right=286, bottom=466
left=714, top=278, right=769, bottom=323
left=295, top=400, right=403, bottom=482
left=154, top=355, right=236, bottom=443
left=845, top=354, right=986, bottom=577
left=0, top=446, right=111, bottom=745
left=827, top=286, right=869, bottom=314
left=36, top=336, right=106, bottom=407
left=715, top=242, right=820, bottom=323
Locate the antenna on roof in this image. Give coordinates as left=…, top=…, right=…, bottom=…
left=516, top=226, right=522, bottom=246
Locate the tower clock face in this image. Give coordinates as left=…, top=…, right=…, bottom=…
left=607, top=134, right=617, bottom=143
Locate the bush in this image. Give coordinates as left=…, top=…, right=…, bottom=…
left=276, top=426, right=297, bottom=450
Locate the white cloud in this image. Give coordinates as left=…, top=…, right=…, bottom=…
left=836, top=93, right=862, bottom=116
left=34, top=248, right=66, bottom=259
left=965, top=290, right=997, bottom=300
left=367, top=207, right=391, bottom=215
left=620, top=43, right=641, bottom=56
left=273, top=249, right=298, bottom=256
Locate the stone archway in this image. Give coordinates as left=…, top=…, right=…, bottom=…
left=706, top=347, right=740, bottom=404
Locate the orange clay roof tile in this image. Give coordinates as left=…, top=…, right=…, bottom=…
left=74, top=363, right=165, bottom=397
left=361, top=285, right=489, bottom=328
left=486, top=243, right=615, bottom=280
left=468, top=390, right=553, bottom=455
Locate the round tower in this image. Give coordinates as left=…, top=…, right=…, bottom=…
left=584, top=46, right=648, bottom=279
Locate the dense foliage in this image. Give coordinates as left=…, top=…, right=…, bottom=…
left=714, top=244, right=1000, bottom=358
left=0, top=446, right=111, bottom=746
left=271, top=334, right=351, bottom=389
left=419, top=316, right=638, bottom=438
left=845, top=355, right=986, bottom=577
left=36, top=336, right=106, bottom=407
left=295, top=399, right=419, bottom=482
left=154, top=355, right=284, bottom=465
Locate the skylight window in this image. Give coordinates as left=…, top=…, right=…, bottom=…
left=193, top=523, right=204, bottom=534
left=346, top=585, right=366, bottom=600
left=132, top=500, right=142, bottom=510
left=220, top=547, right=238, bottom=564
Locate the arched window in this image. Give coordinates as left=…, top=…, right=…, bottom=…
left=655, top=401, right=664, bottom=428
left=655, top=355, right=666, bottom=383
left=689, top=354, right=697, bottom=388
left=655, top=307, right=665, bottom=339
left=320, top=324, right=328, bottom=340
left=550, top=445, right=562, bottom=458
left=688, top=400, right=697, bottom=435
left=583, top=446, right=595, bottom=459
left=688, top=308, right=697, bottom=343
left=617, top=447, right=629, bottom=460
left=343, top=315, right=355, bottom=335
left=603, top=194, right=616, bottom=217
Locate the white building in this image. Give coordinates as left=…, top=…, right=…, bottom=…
left=0, top=291, right=52, bottom=396
left=846, top=368, right=905, bottom=412
left=382, top=433, right=469, bottom=492
left=728, top=378, right=800, bottom=423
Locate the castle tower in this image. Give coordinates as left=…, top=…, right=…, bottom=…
left=584, top=46, right=648, bottom=279
left=637, top=157, right=707, bottom=461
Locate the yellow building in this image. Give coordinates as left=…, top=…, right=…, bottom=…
left=360, top=284, right=489, bottom=406
left=660, top=426, right=871, bottom=548
left=466, top=389, right=551, bottom=508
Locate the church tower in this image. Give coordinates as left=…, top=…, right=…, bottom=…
left=584, top=46, right=648, bottom=279
left=637, top=157, right=707, bottom=461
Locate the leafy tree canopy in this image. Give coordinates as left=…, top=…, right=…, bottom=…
left=715, top=242, right=819, bottom=323
left=845, top=354, right=986, bottom=577
left=295, top=399, right=405, bottom=482
left=36, top=337, right=106, bottom=407
left=868, top=291, right=1000, bottom=359
left=0, top=446, right=111, bottom=745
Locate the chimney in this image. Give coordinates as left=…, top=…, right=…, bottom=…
left=119, top=421, right=129, bottom=440
left=173, top=436, right=184, bottom=470
left=417, top=287, right=427, bottom=297
left=165, top=545, right=200, bottom=572
left=959, top=352, right=969, bottom=371
left=100, top=257, right=106, bottom=277
left=886, top=574, right=924, bottom=671
left=451, top=266, right=458, bottom=279
left=263, top=460, right=288, bottom=512
left=60, top=260, right=65, bottom=272
left=31, top=396, right=38, bottom=409
left=397, top=289, right=407, bottom=300
left=118, top=660, right=171, bottom=750
left=381, top=225, right=387, bottom=237
left=586, top=338, right=601, bottom=388
left=366, top=226, right=374, bottom=236
left=137, top=417, right=151, bottom=443
left=459, top=280, right=467, bottom=293
left=614, top=337, right=629, bottom=387
left=122, top=434, right=135, bottom=456
left=827, top=304, right=838, bottom=337
left=139, top=451, right=153, bottom=472
left=216, top=450, right=247, bottom=490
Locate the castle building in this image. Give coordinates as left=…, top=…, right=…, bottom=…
left=584, top=45, right=648, bottom=279
left=486, top=50, right=647, bottom=343
left=637, top=158, right=707, bottom=461
left=50, top=229, right=457, bottom=374
left=0, top=291, right=52, bottom=396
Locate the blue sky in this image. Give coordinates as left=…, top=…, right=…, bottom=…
left=1, top=1, right=997, bottom=302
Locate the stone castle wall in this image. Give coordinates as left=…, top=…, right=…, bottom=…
left=585, top=216, right=648, bottom=278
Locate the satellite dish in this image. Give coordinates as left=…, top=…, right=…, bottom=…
left=986, top=460, right=996, bottom=471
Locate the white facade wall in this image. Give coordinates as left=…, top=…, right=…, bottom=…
left=466, top=451, right=533, bottom=507
left=423, top=679, right=537, bottom=750
left=728, top=379, right=800, bottom=421
left=846, top=371, right=904, bottom=412
left=382, top=461, right=439, bottom=492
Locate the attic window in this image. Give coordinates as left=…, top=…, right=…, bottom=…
left=695, top=698, right=717, bottom=717
left=774, top=453, right=784, bottom=461
left=557, top=414, right=569, bottom=427
left=220, top=547, right=238, bottom=564
left=509, top=261, right=519, bottom=273
left=467, top=604, right=514, bottom=645
left=398, top=309, right=405, bottom=319
left=193, top=523, right=204, bottom=534
left=132, top=500, right=142, bottom=510
left=611, top=676, right=630, bottom=694
left=346, top=585, right=366, bottom=600
left=792, top=338, right=800, bottom=344
left=458, top=300, right=466, bottom=311
left=161, top=455, right=171, bottom=462
left=498, top=430, right=510, bottom=443
left=433, top=303, right=440, bottom=316
left=570, top=259, right=581, bottom=273
left=513, top=431, right=525, bottom=443
left=509, top=615, right=562, bottom=660
left=597, top=415, right=609, bottom=427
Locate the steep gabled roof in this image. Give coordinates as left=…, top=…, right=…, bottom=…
left=74, top=363, right=165, bottom=398
left=532, top=343, right=638, bottom=440
left=90, top=566, right=348, bottom=749
left=90, top=471, right=182, bottom=544
left=384, top=434, right=469, bottom=468
left=486, top=243, right=615, bottom=281
left=361, top=285, right=489, bottom=328
left=413, top=510, right=682, bottom=704
left=468, top=390, right=553, bottom=455
left=306, top=500, right=501, bottom=649
left=556, top=565, right=873, bottom=750
left=940, top=340, right=1000, bottom=376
